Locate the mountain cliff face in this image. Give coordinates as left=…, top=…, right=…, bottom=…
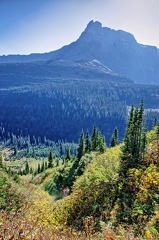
left=0, top=20, right=159, bottom=84
left=48, top=21, right=159, bottom=84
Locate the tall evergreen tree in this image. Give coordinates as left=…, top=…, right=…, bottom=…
left=45, top=161, right=48, bottom=170
left=25, top=161, right=29, bottom=174
left=65, top=147, right=71, bottom=161
left=27, top=142, right=30, bottom=154
left=91, top=126, right=106, bottom=152
left=153, top=117, right=157, bottom=127
left=41, top=160, right=45, bottom=172
left=140, top=132, right=146, bottom=161
left=85, top=131, right=91, bottom=153
left=37, top=163, right=41, bottom=173
left=29, top=167, right=33, bottom=174
left=91, top=126, right=98, bottom=151
left=120, top=101, right=146, bottom=173
left=0, top=152, right=3, bottom=169
left=110, top=128, right=118, bottom=147
left=77, top=131, right=85, bottom=160
left=114, top=128, right=118, bottom=145
left=110, top=136, right=115, bottom=147
left=13, top=146, right=18, bottom=156
left=48, top=150, right=53, bottom=168
left=117, top=101, right=147, bottom=223
left=96, top=132, right=106, bottom=153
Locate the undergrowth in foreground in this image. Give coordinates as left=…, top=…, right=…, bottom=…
left=1, top=104, right=159, bottom=239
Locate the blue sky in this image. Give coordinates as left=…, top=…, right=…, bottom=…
left=0, top=0, right=159, bottom=55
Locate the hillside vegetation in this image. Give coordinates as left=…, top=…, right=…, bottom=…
left=1, top=103, right=159, bottom=239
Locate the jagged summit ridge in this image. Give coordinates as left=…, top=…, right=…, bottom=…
left=86, top=20, right=102, bottom=30
left=81, top=20, right=136, bottom=44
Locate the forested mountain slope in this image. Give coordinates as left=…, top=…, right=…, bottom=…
left=0, top=72, right=159, bottom=145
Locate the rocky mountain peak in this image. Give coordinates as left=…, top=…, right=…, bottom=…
left=80, top=20, right=136, bottom=45
left=85, top=20, right=102, bottom=31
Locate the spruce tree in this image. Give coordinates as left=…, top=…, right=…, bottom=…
left=0, top=152, right=3, bottom=168
left=45, top=161, right=48, bottom=170
left=121, top=102, right=145, bottom=173
left=77, top=131, right=85, bottom=160
left=96, top=132, right=106, bottom=153
left=118, top=101, right=147, bottom=223
left=153, top=117, right=157, bottom=127
left=91, top=126, right=106, bottom=152
left=131, top=107, right=140, bottom=161
left=140, top=132, right=146, bottom=161
left=38, top=163, right=41, bottom=173
left=27, top=143, right=30, bottom=154
left=25, top=161, right=29, bottom=174
left=41, top=160, right=45, bottom=172
left=85, top=131, right=91, bottom=153
left=29, top=167, right=33, bottom=174
left=48, top=150, right=53, bottom=168
left=114, top=128, right=118, bottom=145
left=110, top=136, right=115, bottom=147
left=91, top=126, right=98, bottom=151
left=65, top=147, right=71, bottom=161
left=110, top=128, right=118, bottom=147
left=13, top=146, right=18, bottom=156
